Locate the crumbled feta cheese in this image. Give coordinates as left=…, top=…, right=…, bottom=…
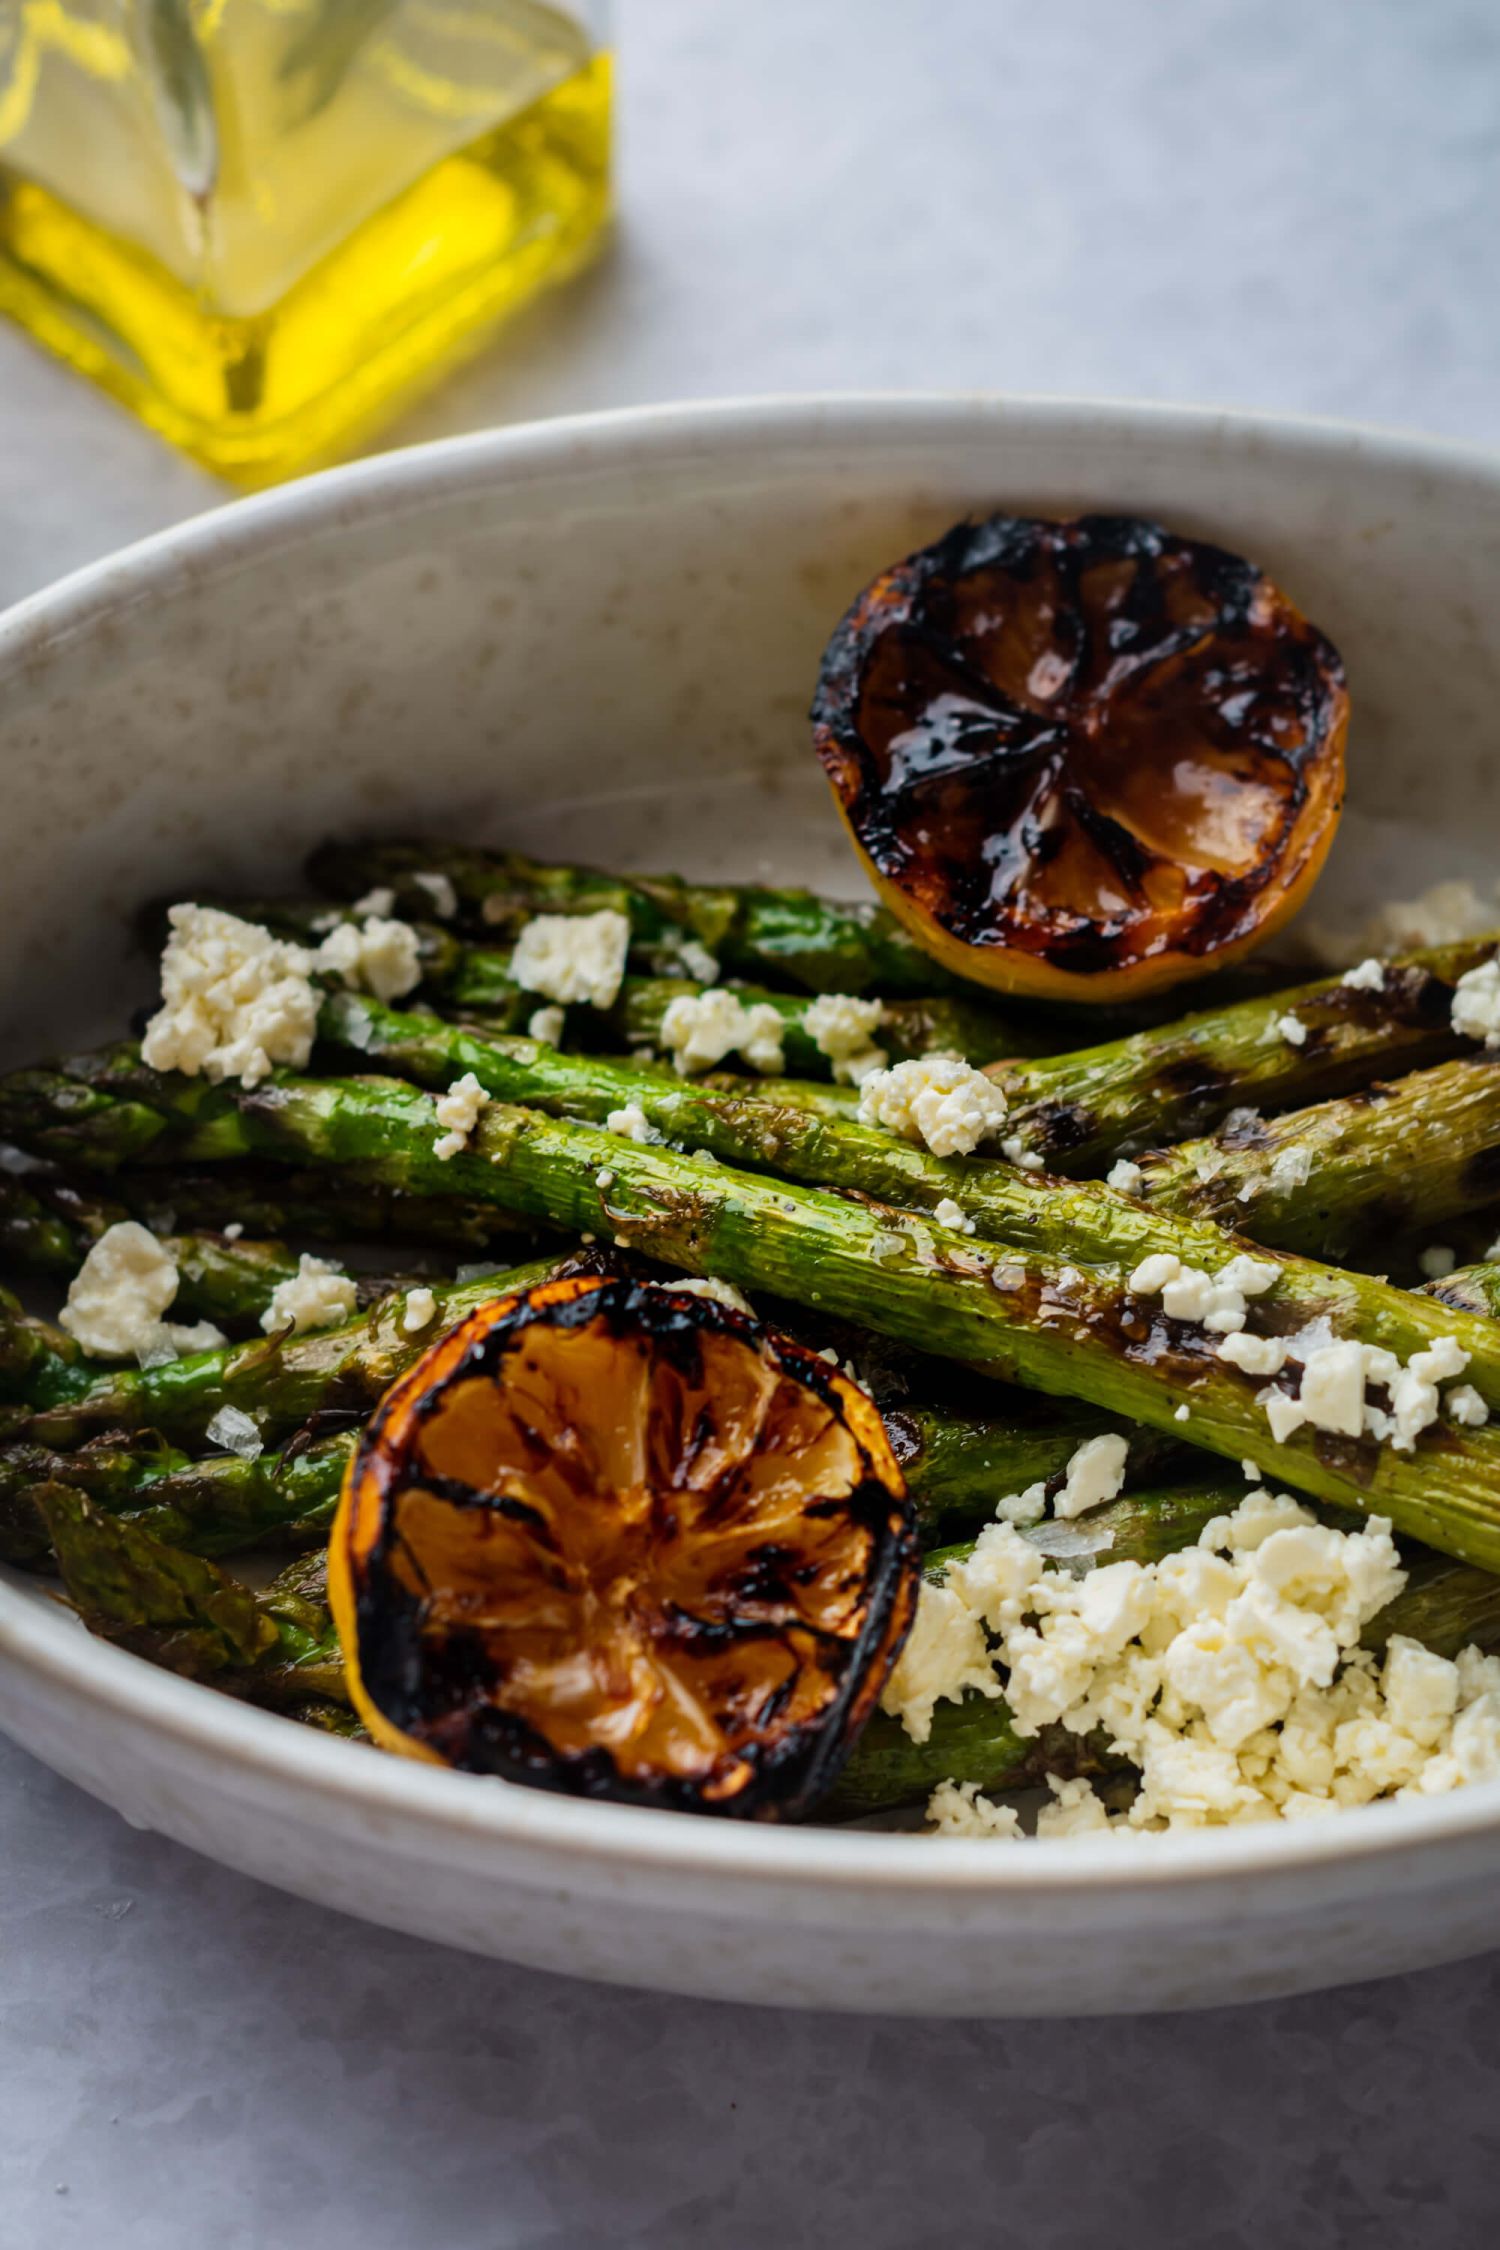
left=931, top=1196, right=976, bottom=1235
left=926, top=1780, right=1024, bottom=1838
left=674, top=938, right=721, bottom=986
left=605, top=1103, right=662, bottom=1145
left=595, top=1167, right=615, bottom=1190
left=879, top=1582, right=1005, bottom=1742
left=659, top=989, right=786, bottom=1076
left=1107, top=1158, right=1144, bottom=1195
left=858, top=1057, right=1008, bottom=1158
left=411, top=870, right=458, bottom=920
left=802, top=994, right=888, bottom=1085
left=222, top=1222, right=244, bottom=1242
left=1419, top=1245, right=1457, bottom=1280
left=1452, top=958, right=1500, bottom=1049
left=315, top=915, right=422, bottom=1005
left=402, top=1286, right=438, bottom=1335
left=261, top=1254, right=358, bottom=1336
left=1269, top=1144, right=1314, bottom=1193
left=352, top=886, right=396, bottom=919
left=919, top=1493, right=1500, bottom=1837
left=1341, top=957, right=1387, bottom=993
left=1242, top=1458, right=1263, bottom=1482
left=206, top=1405, right=264, bottom=1461
left=527, top=1005, right=566, bottom=1046
left=1217, top=1330, right=1290, bottom=1377
left=511, top=910, right=631, bottom=1010
left=1174, top=1405, right=1191, bottom=1422
left=659, top=1277, right=755, bottom=1317
left=1273, top=1012, right=1308, bottom=1047
left=1053, top=1433, right=1129, bottom=1521
left=1128, top=1249, right=1278, bottom=1335
left=433, top=1071, right=489, bottom=1160
left=142, top=905, right=320, bottom=1089
left=1001, top=1135, right=1045, bottom=1172
left=1259, top=1327, right=1471, bottom=1453
left=59, top=1222, right=225, bottom=1362
left=1448, top=1383, right=1491, bottom=1428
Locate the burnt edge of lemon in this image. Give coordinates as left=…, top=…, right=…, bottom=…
left=811, top=511, right=1348, bottom=977
left=343, top=1278, right=920, bottom=1820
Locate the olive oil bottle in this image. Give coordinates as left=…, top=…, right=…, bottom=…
left=0, top=0, right=610, bottom=480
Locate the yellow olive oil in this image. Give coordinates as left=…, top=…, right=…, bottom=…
left=0, top=1, right=610, bottom=480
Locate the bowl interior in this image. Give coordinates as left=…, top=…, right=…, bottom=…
left=5, top=398, right=1500, bottom=2012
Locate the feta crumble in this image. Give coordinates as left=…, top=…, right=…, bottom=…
left=1128, top=1249, right=1279, bottom=1335
left=411, top=870, right=459, bottom=920
left=1053, top=1432, right=1130, bottom=1521
left=605, top=1102, right=662, bottom=1145
left=1449, top=1384, right=1491, bottom=1429
left=315, top=915, right=423, bottom=1005
left=906, top=1493, right=1500, bottom=1837
left=527, top=1005, right=565, bottom=1046
left=142, top=905, right=320, bottom=1089
left=802, top=994, right=888, bottom=1085
left=261, top=1254, right=358, bottom=1336
left=1000, top=1135, right=1045, bottom=1173
left=433, top=1072, right=489, bottom=1160
left=1272, top=1012, right=1308, bottom=1047
left=352, top=886, right=397, bottom=919
left=674, top=938, right=721, bottom=986
left=1107, top=1158, right=1144, bottom=1195
left=1419, top=1245, right=1457, bottom=1281
left=659, top=990, right=786, bottom=1076
left=511, top=910, right=631, bottom=1010
left=858, top=1057, right=1008, bottom=1159
left=931, top=1196, right=976, bottom=1235
left=402, top=1285, right=438, bottom=1335
left=1341, top=957, right=1387, bottom=993
left=1260, top=1329, right=1473, bottom=1452
left=1451, top=958, right=1500, bottom=1049
left=59, top=1222, right=227, bottom=1362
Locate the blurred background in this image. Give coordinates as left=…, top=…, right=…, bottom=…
left=3, top=0, right=1498, bottom=604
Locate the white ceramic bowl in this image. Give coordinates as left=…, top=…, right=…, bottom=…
left=5, top=395, right=1500, bottom=2017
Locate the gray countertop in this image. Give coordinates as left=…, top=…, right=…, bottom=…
left=4, top=2, right=1500, bottom=2240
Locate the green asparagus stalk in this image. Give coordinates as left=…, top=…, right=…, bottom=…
left=1426, top=1262, right=1500, bottom=1320
left=14, top=1254, right=565, bottom=1450
left=307, top=836, right=977, bottom=998
left=14, top=1053, right=1500, bottom=1567
left=186, top=892, right=1042, bottom=1072
left=832, top=1486, right=1500, bottom=1817
left=1135, top=1058, right=1500, bottom=1255
left=0, top=1008, right=1452, bottom=1329
left=108, top=1161, right=540, bottom=1255
left=0, top=1170, right=355, bottom=1328
left=0, top=1429, right=356, bottom=1567
left=989, top=938, right=1499, bottom=1172
left=36, top=1485, right=348, bottom=1708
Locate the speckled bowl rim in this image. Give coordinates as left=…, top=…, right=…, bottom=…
left=5, top=390, right=1500, bottom=1900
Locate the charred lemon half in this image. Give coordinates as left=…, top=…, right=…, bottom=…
left=812, top=512, right=1348, bottom=1001
left=329, top=1273, right=918, bottom=1817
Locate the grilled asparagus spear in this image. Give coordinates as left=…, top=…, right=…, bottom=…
left=0, top=1429, right=356, bottom=1566
left=989, top=939, right=1498, bottom=1171
left=11, top=1057, right=1500, bottom=1565
left=36, top=1485, right=348, bottom=1709
left=1135, top=1058, right=1500, bottom=1255
left=307, top=837, right=977, bottom=998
